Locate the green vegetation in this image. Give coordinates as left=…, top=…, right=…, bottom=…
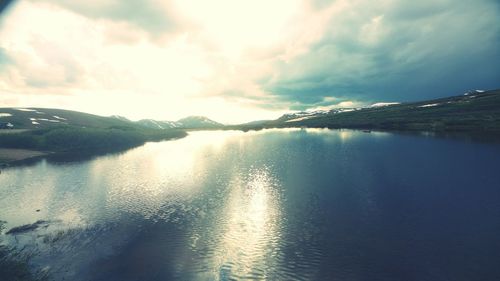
left=0, top=108, right=141, bottom=130
left=0, top=108, right=188, bottom=164
left=299, top=90, right=500, bottom=132
left=0, top=126, right=186, bottom=152
left=0, top=126, right=186, bottom=164
left=2, top=90, right=499, bottom=160
left=234, top=89, right=500, bottom=134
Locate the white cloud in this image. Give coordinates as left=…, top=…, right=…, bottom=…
left=0, top=0, right=303, bottom=122
left=0, top=0, right=498, bottom=122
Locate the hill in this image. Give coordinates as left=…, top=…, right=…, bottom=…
left=134, top=116, right=222, bottom=130
left=0, top=108, right=141, bottom=130
left=176, top=116, right=223, bottom=129
left=0, top=108, right=187, bottom=164
left=135, top=119, right=180, bottom=130
left=2, top=88, right=499, bottom=162
left=235, top=89, right=500, bottom=133
left=0, top=108, right=224, bottom=131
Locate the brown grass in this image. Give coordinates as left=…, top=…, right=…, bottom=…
left=0, top=148, right=48, bottom=163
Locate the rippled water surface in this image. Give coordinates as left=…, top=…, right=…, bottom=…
left=1, top=129, right=500, bottom=281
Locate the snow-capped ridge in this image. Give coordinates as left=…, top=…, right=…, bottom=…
left=418, top=103, right=440, bottom=108
left=371, top=102, right=400, bottom=107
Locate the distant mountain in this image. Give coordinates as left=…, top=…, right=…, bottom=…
left=235, top=89, right=500, bottom=133
left=0, top=108, right=140, bottom=130
left=239, top=119, right=273, bottom=127
left=277, top=108, right=358, bottom=123
left=0, top=108, right=224, bottom=131
left=110, top=115, right=131, bottom=122
left=175, top=116, right=223, bottom=129
left=3, top=89, right=498, bottom=134
left=135, top=116, right=222, bottom=130
left=277, top=110, right=329, bottom=123
left=136, top=119, right=180, bottom=129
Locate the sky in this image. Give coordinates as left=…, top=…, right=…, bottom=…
left=0, top=0, right=498, bottom=124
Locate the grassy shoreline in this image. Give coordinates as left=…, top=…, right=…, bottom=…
left=229, top=90, right=500, bottom=134
left=0, top=126, right=187, bottom=166
left=0, top=148, right=50, bottom=164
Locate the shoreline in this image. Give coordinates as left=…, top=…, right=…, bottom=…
left=0, top=133, right=188, bottom=167
left=1, top=127, right=498, bottom=168
left=0, top=148, right=51, bottom=166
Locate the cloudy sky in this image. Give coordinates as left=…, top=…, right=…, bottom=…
left=0, top=0, right=498, bottom=123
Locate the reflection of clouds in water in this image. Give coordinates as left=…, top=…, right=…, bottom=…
left=0, top=160, right=66, bottom=227
left=0, top=132, right=243, bottom=232
left=212, top=167, right=282, bottom=280
left=338, top=130, right=354, bottom=142
left=102, top=131, right=244, bottom=220
left=0, top=129, right=397, bottom=280
left=0, top=129, right=384, bottom=230
left=1, top=129, right=496, bottom=281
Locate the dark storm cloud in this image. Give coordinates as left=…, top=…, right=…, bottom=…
left=0, top=0, right=15, bottom=15
left=262, top=0, right=500, bottom=106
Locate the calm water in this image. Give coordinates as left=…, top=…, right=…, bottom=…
left=1, top=129, right=500, bottom=281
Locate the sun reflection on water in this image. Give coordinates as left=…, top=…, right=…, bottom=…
left=212, top=167, right=282, bottom=280
left=100, top=131, right=245, bottom=219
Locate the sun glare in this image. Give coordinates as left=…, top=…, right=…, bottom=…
left=211, top=167, right=282, bottom=278
left=175, top=0, right=300, bottom=56
left=0, top=0, right=300, bottom=123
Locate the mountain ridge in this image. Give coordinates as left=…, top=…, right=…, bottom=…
left=1, top=89, right=499, bottom=133
left=234, top=89, right=500, bottom=132
left=0, top=108, right=223, bottom=130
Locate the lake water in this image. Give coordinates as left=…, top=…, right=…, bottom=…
left=1, top=129, right=500, bottom=281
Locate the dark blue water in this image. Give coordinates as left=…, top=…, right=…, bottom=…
left=1, top=129, right=499, bottom=281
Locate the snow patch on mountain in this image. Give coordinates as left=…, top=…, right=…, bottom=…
left=30, top=117, right=61, bottom=123
left=176, top=116, right=222, bottom=128
left=371, top=102, right=400, bottom=107
left=280, top=110, right=329, bottom=121
left=339, top=108, right=355, bottom=113
left=136, top=119, right=181, bottom=129
left=280, top=108, right=360, bottom=123
left=110, top=115, right=129, bottom=122
left=15, top=108, right=36, bottom=112
left=464, top=89, right=485, bottom=96
left=285, top=116, right=315, bottom=122
left=418, top=103, right=439, bottom=108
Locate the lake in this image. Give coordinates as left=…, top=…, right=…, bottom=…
left=1, top=129, right=499, bottom=281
